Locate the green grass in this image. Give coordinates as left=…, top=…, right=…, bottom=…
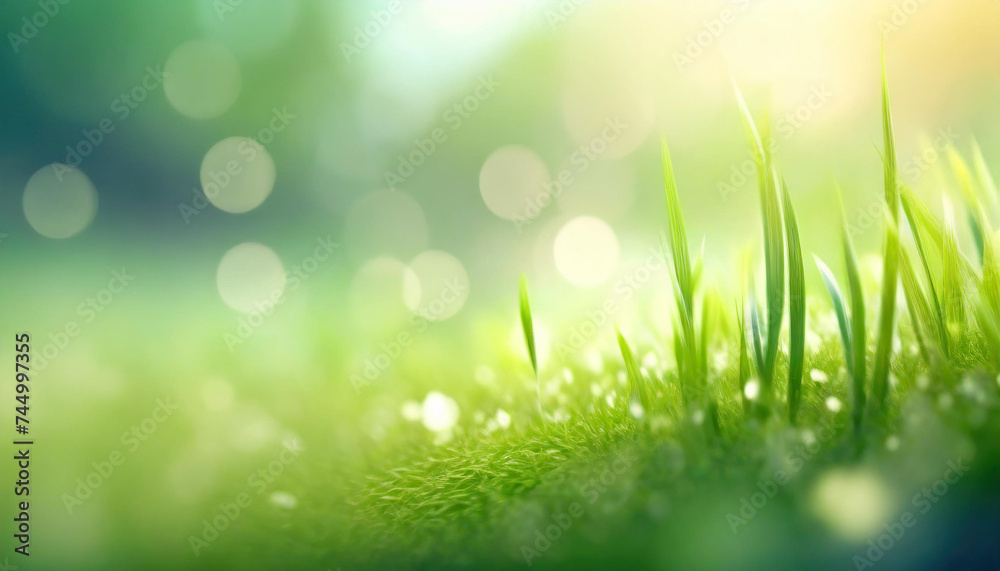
left=782, top=179, right=806, bottom=424
left=871, top=51, right=901, bottom=417
left=213, top=55, right=1000, bottom=570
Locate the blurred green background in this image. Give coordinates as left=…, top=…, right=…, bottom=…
left=0, top=1, right=998, bottom=569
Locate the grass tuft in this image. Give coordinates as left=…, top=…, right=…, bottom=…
left=660, top=140, right=703, bottom=405
left=732, top=79, right=785, bottom=410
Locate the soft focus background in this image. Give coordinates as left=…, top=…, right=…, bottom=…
left=0, top=1, right=997, bottom=569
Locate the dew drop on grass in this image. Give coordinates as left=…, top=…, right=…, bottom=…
left=629, top=398, right=645, bottom=419
left=743, top=378, right=760, bottom=401
left=495, top=408, right=511, bottom=429
left=825, top=396, right=842, bottom=413
left=809, top=369, right=828, bottom=383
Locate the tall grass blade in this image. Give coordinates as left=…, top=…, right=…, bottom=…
left=899, top=245, right=938, bottom=367
left=761, top=170, right=786, bottom=397
left=941, top=198, right=967, bottom=348
left=660, top=142, right=702, bottom=403
left=949, top=146, right=987, bottom=262
left=872, top=215, right=900, bottom=413
left=972, top=139, right=1000, bottom=214
left=519, top=275, right=542, bottom=418
left=872, top=50, right=900, bottom=414
left=733, top=79, right=784, bottom=401
left=661, top=139, right=693, bottom=309
left=616, top=327, right=652, bottom=414
left=782, top=179, right=805, bottom=423
left=900, top=186, right=982, bottom=290
left=974, top=296, right=1000, bottom=370
left=814, top=255, right=853, bottom=368
left=736, top=300, right=751, bottom=415
left=843, top=220, right=867, bottom=435
left=519, top=275, right=537, bottom=376
left=900, top=186, right=949, bottom=357
left=748, top=283, right=765, bottom=379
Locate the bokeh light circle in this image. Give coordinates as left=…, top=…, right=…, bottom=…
left=23, top=164, right=98, bottom=239
left=404, top=250, right=470, bottom=321
left=553, top=216, right=620, bottom=287
left=421, top=391, right=460, bottom=432
left=810, top=469, right=893, bottom=542
left=216, top=242, right=286, bottom=313
left=200, top=137, right=276, bottom=214
left=164, top=40, right=241, bottom=120
left=479, top=146, right=550, bottom=221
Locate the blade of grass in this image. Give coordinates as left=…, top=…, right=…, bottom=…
left=974, top=295, right=1000, bottom=370
left=661, top=142, right=703, bottom=405
left=972, top=139, right=1000, bottom=215
left=748, top=281, right=765, bottom=380
left=899, top=245, right=938, bottom=368
left=616, top=327, right=652, bottom=415
left=733, top=78, right=784, bottom=404
left=661, top=139, right=694, bottom=311
left=518, top=275, right=542, bottom=418
left=900, top=185, right=949, bottom=358
left=843, top=215, right=867, bottom=436
left=814, top=255, right=853, bottom=369
left=736, top=299, right=751, bottom=416
left=900, top=185, right=982, bottom=290
left=872, top=214, right=900, bottom=414
left=761, top=169, right=785, bottom=398
left=941, top=197, right=967, bottom=348
left=949, top=146, right=987, bottom=262
left=872, top=49, right=900, bottom=415
left=781, top=179, right=805, bottom=424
